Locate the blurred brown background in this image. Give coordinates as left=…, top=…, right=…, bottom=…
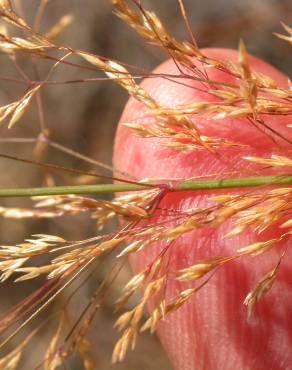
left=0, top=0, right=291, bottom=369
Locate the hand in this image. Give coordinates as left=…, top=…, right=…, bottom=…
left=114, top=48, right=292, bottom=370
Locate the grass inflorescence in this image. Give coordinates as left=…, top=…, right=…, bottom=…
left=0, top=0, right=291, bottom=368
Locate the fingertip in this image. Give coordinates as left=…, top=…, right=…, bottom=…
left=113, top=48, right=292, bottom=370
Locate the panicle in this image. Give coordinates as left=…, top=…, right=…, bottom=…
left=0, top=1, right=290, bottom=368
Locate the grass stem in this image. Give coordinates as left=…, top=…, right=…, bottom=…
left=0, top=175, right=291, bottom=197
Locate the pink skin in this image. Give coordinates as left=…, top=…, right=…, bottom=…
left=113, top=49, right=292, bottom=370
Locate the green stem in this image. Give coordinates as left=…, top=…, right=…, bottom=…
left=0, top=175, right=291, bottom=198
left=176, top=175, right=292, bottom=191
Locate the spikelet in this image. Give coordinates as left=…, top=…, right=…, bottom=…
left=244, top=267, right=278, bottom=319
left=0, top=85, right=40, bottom=128
left=244, top=155, right=292, bottom=168
left=45, top=14, right=74, bottom=40
left=274, top=23, right=292, bottom=45
left=44, top=314, right=66, bottom=370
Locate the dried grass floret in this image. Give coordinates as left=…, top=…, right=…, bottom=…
left=113, top=276, right=165, bottom=362
left=177, top=256, right=235, bottom=282
left=244, top=266, right=279, bottom=319
left=274, top=23, right=292, bottom=45
left=45, top=14, right=74, bottom=41
left=244, top=155, right=292, bottom=168
left=0, top=85, right=40, bottom=128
